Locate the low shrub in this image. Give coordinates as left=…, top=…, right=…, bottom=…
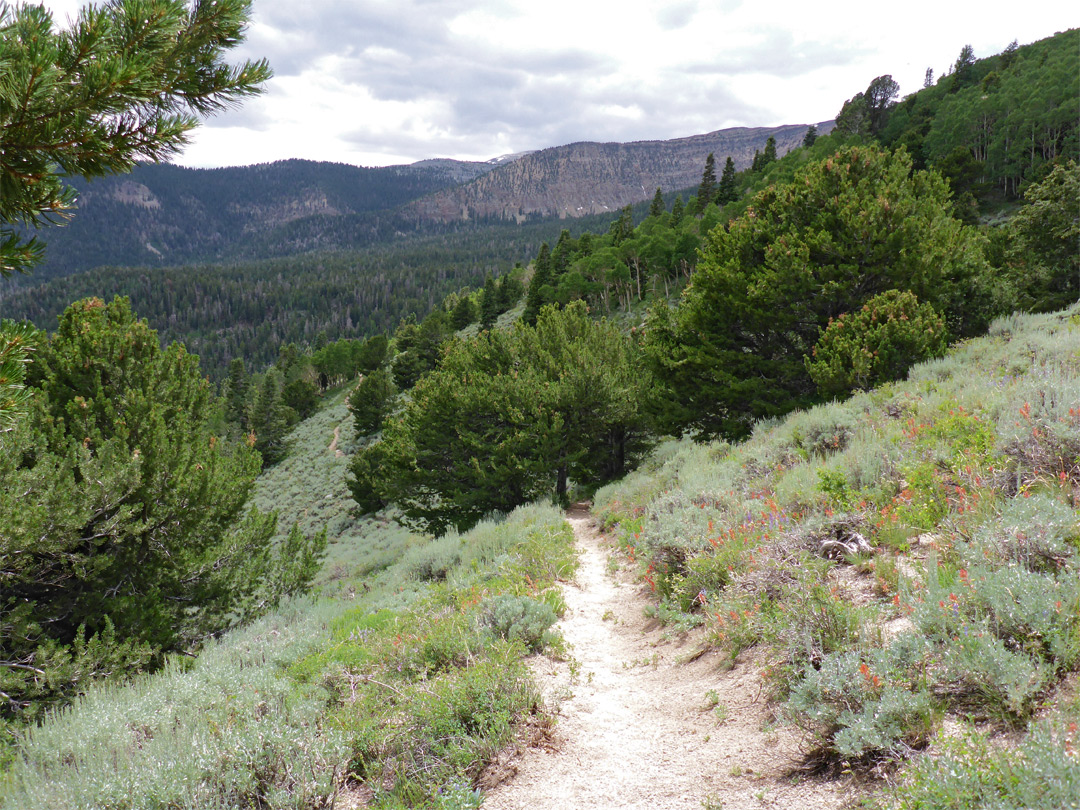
left=479, top=594, right=558, bottom=652
left=889, top=706, right=1080, bottom=810
left=784, top=634, right=935, bottom=765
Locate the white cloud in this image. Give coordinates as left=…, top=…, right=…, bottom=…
left=37, top=0, right=1080, bottom=167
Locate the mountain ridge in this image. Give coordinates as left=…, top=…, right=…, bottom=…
left=404, top=121, right=834, bottom=222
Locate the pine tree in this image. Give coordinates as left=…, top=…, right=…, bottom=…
left=348, top=367, right=396, bottom=434
left=248, top=368, right=289, bottom=466
left=671, top=195, right=685, bottom=225
left=762, top=136, right=778, bottom=165
left=523, top=243, right=553, bottom=325
left=225, top=357, right=250, bottom=428
left=451, top=294, right=477, bottom=330
left=0, top=296, right=323, bottom=721
left=802, top=125, right=818, bottom=148
left=698, top=153, right=717, bottom=206
left=649, top=187, right=665, bottom=218
left=480, top=276, right=499, bottom=330
left=717, top=156, right=738, bottom=205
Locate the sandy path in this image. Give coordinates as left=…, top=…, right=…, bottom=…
left=481, top=508, right=851, bottom=810
left=329, top=424, right=344, bottom=457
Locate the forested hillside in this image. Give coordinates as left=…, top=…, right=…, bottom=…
left=10, top=158, right=497, bottom=282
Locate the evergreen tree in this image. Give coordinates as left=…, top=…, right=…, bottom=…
left=671, top=195, right=685, bottom=225
left=953, top=44, right=977, bottom=87
left=357, top=334, right=390, bottom=373
left=647, top=145, right=992, bottom=439
left=649, top=187, right=665, bottom=218
left=523, top=242, right=553, bottom=325
left=480, top=276, right=499, bottom=330
left=225, top=357, right=250, bottom=428
left=348, top=367, right=396, bottom=434
left=924, top=67, right=935, bottom=88
left=0, top=0, right=269, bottom=425
left=360, top=302, right=655, bottom=534
left=0, top=296, right=322, bottom=721
left=802, top=125, right=818, bottom=148
left=0, top=0, right=271, bottom=279
left=864, top=75, right=900, bottom=135
left=762, top=136, right=778, bottom=165
left=698, top=153, right=717, bottom=207
left=496, top=273, right=524, bottom=311
left=451, top=294, right=477, bottom=330
left=717, top=156, right=738, bottom=205
left=248, top=368, right=289, bottom=466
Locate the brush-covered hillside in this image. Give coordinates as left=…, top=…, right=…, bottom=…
left=1, top=303, right=1076, bottom=810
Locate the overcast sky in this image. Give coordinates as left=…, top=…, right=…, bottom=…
left=42, top=0, right=1079, bottom=169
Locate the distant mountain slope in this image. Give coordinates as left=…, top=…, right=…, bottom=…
left=25, top=158, right=497, bottom=281
left=404, top=122, right=833, bottom=222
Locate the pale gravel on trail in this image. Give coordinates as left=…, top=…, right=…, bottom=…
left=481, top=508, right=854, bottom=810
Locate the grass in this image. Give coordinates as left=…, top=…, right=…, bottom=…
left=594, top=305, right=1080, bottom=781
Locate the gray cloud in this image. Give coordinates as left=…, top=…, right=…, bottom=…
left=685, top=28, right=868, bottom=77
left=655, top=2, right=698, bottom=31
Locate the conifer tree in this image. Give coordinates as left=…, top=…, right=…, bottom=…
left=717, top=156, right=738, bottom=205
left=248, top=368, right=289, bottom=466
left=649, top=187, right=665, bottom=218
left=698, top=153, right=717, bottom=206
left=225, top=357, right=250, bottom=428
left=523, top=242, right=554, bottom=325
left=451, top=294, right=477, bottom=330
left=480, top=276, right=499, bottom=330
left=671, top=195, right=685, bottom=225
left=348, top=367, right=396, bottom=434
left=1, top=297, right=322, bottom=721
left=802, top=125, right=818, bottom=148
left=0, top=0, right=269, bottom=426
left=762, top=136, right=778, bottom=165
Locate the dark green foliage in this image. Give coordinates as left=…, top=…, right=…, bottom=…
left=649, top=187, right=665, bottom=218
left=348, top=367, right=396, bottom=435
left=451, top=293, right=478, bottom=330
left=1006, top=160, right=1080, bottom=311
left=281, top=377, right=320, bottom=421
left=0, top=297, right=323, bottom=724
left=362, top=302, right=655, bottom=534
left=496, top=272, right=524, bottom=310
left=647, top=145, right=991, bottom=439
left=357, top=334, right=390, bottom=374
left=523, top=242, right=553, bottom=325
left=806, top=290, right=950, bottom=396
left=698, top=153, right=717, bottom=207
left=717, top=156, right=738, bottom=205
left=248, top=367, right=290, bottom=465
left=803, top=125, right=818, bottom=148
left=480, top=276, right=499, bottom=330
left=671, top=195, right=685, bottom=224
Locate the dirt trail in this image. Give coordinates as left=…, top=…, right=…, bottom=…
left=481, top=508, right=850, bottom=810
left=329, top=424, right=344, bottom=457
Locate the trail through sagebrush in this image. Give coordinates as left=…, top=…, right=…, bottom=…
left=481, top=507, right=851, bottom=810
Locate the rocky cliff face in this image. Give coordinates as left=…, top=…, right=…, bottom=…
left=405, top=122, right=833, bottom=222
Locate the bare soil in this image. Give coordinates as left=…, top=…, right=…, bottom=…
left=481, top=509, right=855, bottom=810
